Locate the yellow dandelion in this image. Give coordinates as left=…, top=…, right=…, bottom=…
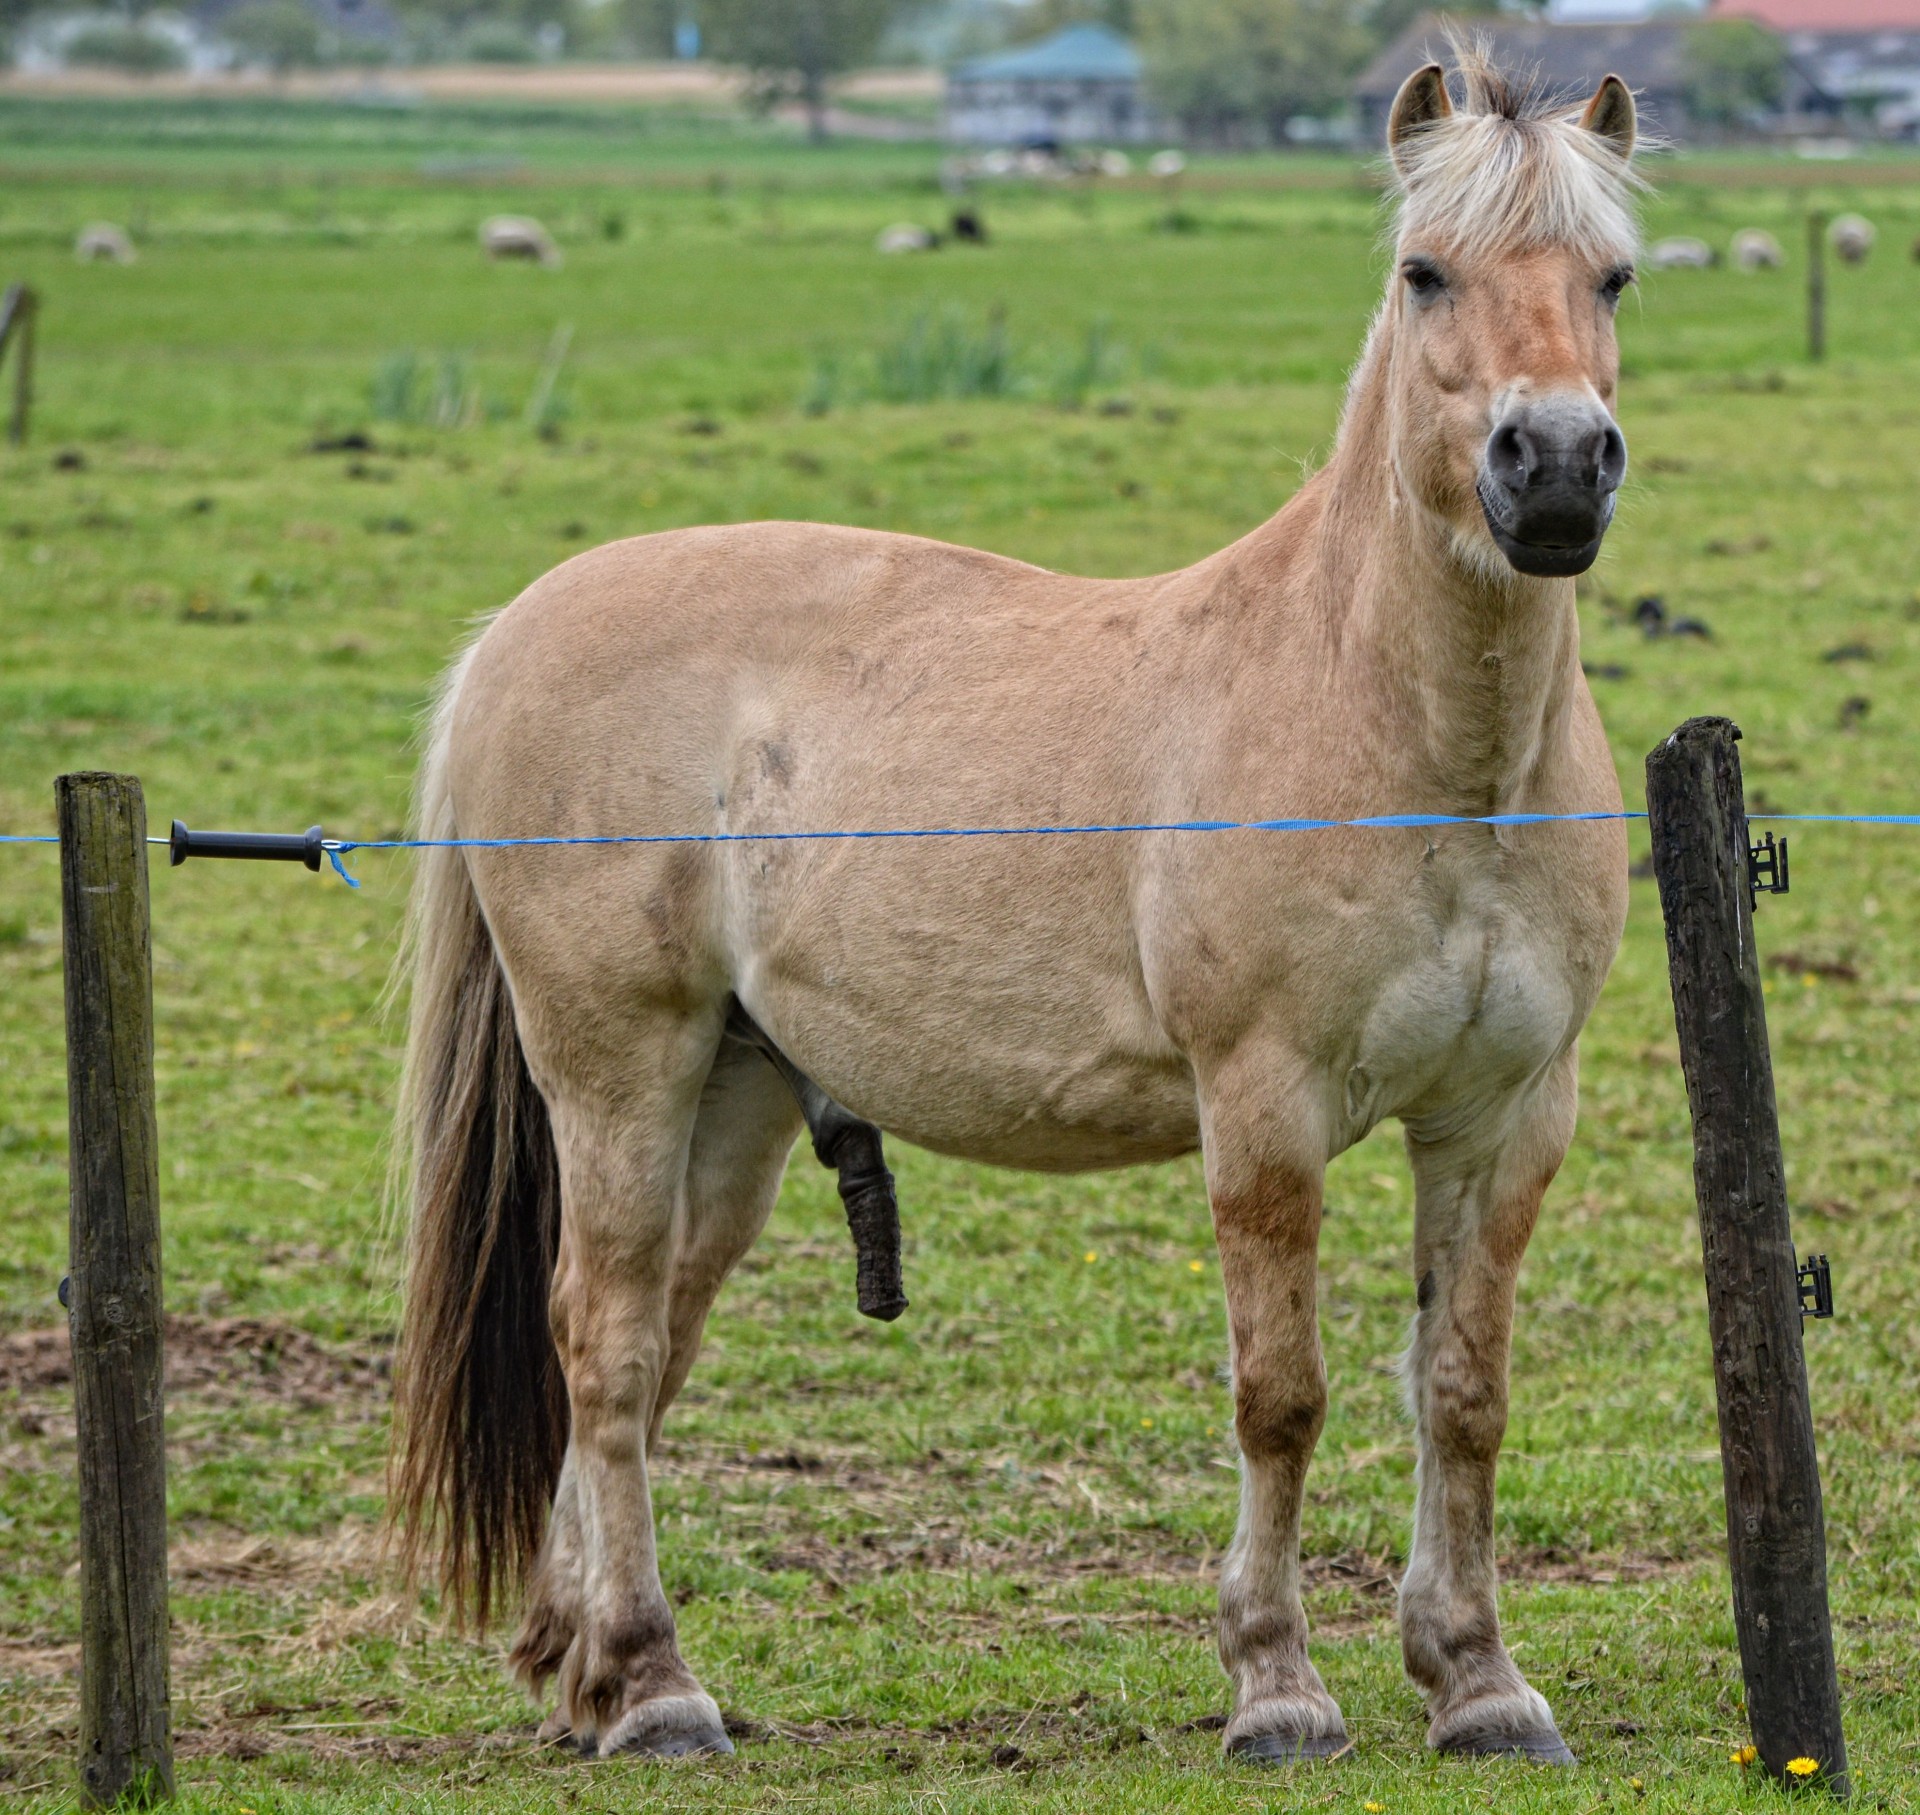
left=1189, top=1259, right=1205, bottom=1273
left=1365, top=1803, right=1386, bottom=1813
left=1140, top=1417, right=1154, bottom=1428
left=1731, top=1745, right=1757, bottom=1766
left=1803, top=973, right=1818, bottom=989
left=1629, top=1777, right=1644, bottom=1793
left=1786, top=1757, right=1820, bottom=1779
left=1084, top=1249, right=1098, bottom=1264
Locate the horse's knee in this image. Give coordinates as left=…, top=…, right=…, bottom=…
left=1234, top=1365, right=1327, bottom=1465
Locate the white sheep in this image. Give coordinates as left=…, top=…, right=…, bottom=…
left=1731, top=229, right=1784, bottom=270
left=1829, top=213, right=1875, bottom=265
left=1646, top=236, right=1717, bottom=271
left=480, top=216, right=562, bottom=269
left=875, top=223, right=936, bottom=254
left=74, top=224, right=136, bottom=265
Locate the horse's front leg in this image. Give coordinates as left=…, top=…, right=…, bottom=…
left=1203, top=1066, right=1348, bottom=1764
left=1398, top=1055, right=1578, bottom=1763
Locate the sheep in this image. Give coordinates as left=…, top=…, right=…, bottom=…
left=875, top=223, right=936, bottom=254
left=1646, top=236, right=1718, bottom=271
left=480, top=216, right=562, bottom=269
left=1732, top=229, right=1784, bottom=270
left=74, top=224, right=136, bottom=265
left=1829, top=213, right=1875, bottom=265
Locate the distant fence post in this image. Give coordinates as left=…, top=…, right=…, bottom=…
left=1, top=282, right=36, bottom=444
left=1644, top=719, right=1848, bottom=1798
left=1807, top=213, right=1827, bottom=363
left=58, top=772, right=175, bottom=1809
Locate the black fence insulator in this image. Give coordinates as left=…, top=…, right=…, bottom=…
left=169, top=820, right=326, bottom=872
left=1798, top=1252, right=1834, bottom=1321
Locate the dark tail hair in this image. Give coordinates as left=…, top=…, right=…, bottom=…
left=387, top=665, right=567, bottom=1630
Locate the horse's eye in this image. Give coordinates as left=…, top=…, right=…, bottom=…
left=1601, top=266, right=1635, bottom=303
left=1402, top=260, right=1446, bottom=299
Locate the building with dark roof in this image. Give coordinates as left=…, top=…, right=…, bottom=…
left=946, top=24, right=1160, bottom=146
left=1353, top=14, right=1831, bottom=145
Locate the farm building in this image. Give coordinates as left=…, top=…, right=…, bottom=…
left=193, top=0, right=401, bottom=58
left=945, top=23, right=1162, bottom=147
left=1716, top=0, right=1920, bottom=137
left=1353, top=14, right=1831, bottom=144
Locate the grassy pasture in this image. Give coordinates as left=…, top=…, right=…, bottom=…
left=2, top=96, right=1920, bottom=1810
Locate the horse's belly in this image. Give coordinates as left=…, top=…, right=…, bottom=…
left=738, top=905, right=1200, bottom=1171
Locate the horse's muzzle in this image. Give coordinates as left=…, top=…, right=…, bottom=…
left=1478, top=395, right=1627, bottom=578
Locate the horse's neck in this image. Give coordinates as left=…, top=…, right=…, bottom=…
left=1297, top=322, right=1583, bottom=810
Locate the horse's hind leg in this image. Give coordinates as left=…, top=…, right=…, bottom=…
left=513, top=1032, right=800, bottom=1749
left=512, top=1005, right=732, bottom=1757
left=651, top=1038, right=803, bottom=1447
left=1398, top=1057, right=1578, bottom=1765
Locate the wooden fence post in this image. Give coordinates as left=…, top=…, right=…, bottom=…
left=1807, top=213, right=1827, bottom=364
left=1, top=282, right=35, bottom=445
left=1644, top=718, right=1848, bottom=1798
left=58, top=773, right=174, bottom=1808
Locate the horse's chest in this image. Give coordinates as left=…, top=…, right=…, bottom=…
left=1345, top=891, right=1579, bottom=1132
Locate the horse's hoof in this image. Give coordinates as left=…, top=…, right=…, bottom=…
left=615, top=1725, right=734, bottom=1759
left=598, top=1691, right=735, bottom=1759
left=1441, top=1727, right=1576, bottom=1766
left=1429, top=1686, right=1573, bottom=1765
left=1228, top=1729, right=1352, bottom=1766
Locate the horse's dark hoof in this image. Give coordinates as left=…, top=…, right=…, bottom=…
left=1229, top=1729, right=1352, bottom=1766
left=1441, top=1728, right=1576, bottom=1766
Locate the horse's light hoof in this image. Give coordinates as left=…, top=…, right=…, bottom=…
left=1229, top=1729, right=1352, bottom=1766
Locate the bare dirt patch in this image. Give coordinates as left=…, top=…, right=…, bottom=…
left=0, top=1315, right=389, bottom=1406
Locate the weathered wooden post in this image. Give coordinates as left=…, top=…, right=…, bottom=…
left=58, top=772, right=174, bottom=1808
left=1645, top=719, right=1848, bottom=1797
left=1, top=282, right=35, bottom=445
left=1807, top=213, right=1827, bottom=364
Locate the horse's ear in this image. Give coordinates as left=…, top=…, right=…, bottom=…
left=1580, top=75, right=1636, bottom=160
left=1388, top=63, right=1453, bottom=174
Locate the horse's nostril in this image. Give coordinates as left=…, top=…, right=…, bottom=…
left=1487, top=422, right=1534, bottom=489
left=1598, top=424, right=1628, bottom=491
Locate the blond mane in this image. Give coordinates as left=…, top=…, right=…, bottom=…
left=1389, top=38, right=1645, bottom=263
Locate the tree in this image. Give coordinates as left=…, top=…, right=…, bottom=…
left=1359, top=0, right=1510, bottom=51
left=1140, top=0, right=1371, bottom=146
left=696, top=0, right=904, bottom=142
left=223, top=0, right=325, bottom=72
left=1011, top=0, right=1137, bottom=39
left=1682, top=19, right=1787, bottom=131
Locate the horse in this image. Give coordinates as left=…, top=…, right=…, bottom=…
left=391, top=46, right=1640, bottom=1770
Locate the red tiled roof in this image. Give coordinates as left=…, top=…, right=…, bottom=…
left=1715, top=0, right=1920, bottom=26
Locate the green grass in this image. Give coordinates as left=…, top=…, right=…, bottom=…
left=3, top=99, right=1920, bottom=1811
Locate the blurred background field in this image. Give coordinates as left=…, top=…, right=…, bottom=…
left=2, top=65, right=1920, bottom=1815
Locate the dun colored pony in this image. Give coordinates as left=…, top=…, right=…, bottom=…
left=393, top=48, right=1641, bottom=1768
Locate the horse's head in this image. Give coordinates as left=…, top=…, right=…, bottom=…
left=1384, top=49, right=1641, bottom=580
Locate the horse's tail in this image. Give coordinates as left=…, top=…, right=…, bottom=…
left=386, top=650, right=567, bottom=1630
